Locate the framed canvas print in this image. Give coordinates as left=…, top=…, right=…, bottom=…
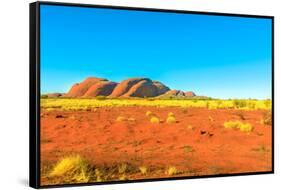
left=29, top=1, right=274, bottom=188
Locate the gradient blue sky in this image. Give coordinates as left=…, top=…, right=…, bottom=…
left=40, top=5, right=272, bottom=99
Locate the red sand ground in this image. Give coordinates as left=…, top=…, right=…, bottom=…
left=40, top=107, right=272, bottom=184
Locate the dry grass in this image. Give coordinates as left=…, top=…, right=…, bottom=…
left=261, top=110, right=272, bottom=125
left=146, top=111, right=154, bottom=117
left=118, top=163, right=128, bottom=174
left=166, top=116, right=176, bottom=123
left=165, top=166, right=178, bottom=176
left=139, top=166, right=148, bottom=175
left=116, top=116, right=127, bottom=122
left=41, top=98, right=271, bottom=111
left=49, top=155, right=91, bottom=183
left=224, top=120, right=253, bottom=132
left=168, top=112, right=175, bottom=117
left=94, top=168, right=103, bottom=182
left=150, top=116, right=160, bottom=124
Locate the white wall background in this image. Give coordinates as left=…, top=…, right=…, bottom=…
left=0, top=0, right=279, bottom=189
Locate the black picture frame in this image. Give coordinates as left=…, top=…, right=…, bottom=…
left=29, top=1, right=274, bottom=189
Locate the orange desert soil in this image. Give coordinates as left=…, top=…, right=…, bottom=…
left=40, top=107, right=272, bottom=183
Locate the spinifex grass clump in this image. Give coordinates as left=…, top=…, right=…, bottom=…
left=49, top=155, right=92, bottom=183
left=116, top=116, right=127, bottom=122
left=139, top=166, right=148, bottom=175
left=165, top=166, right=178, bottom=176
left=224, top=120, right=253, bottom=132
left=166, top=112, right=176, bottom=124
left=150, top=116, right=160, bottom=124
left=239, top=123, right=253, bottom=132
left=168, top=112, right=175, bottom=117
left=146, top=111, right=154, bottom=117
left=94, top=168, right=103, bottom=182
left=145, top=110, right=160, bottom=124
left=166, top=116, right=176, bottom=123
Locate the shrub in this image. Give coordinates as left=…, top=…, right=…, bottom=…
left=168, top=112, right=175, bottom=117
left=119, top=174, right=127, bottom=180
left=232, top=100, right=247, bottom=109
left=224, top=121, right=241, bottom=129
left=139, top=166, right=148, bottom=175
left=263, top=100, right=272, bottom=109
left=262, top=110, right=272, bottom=125
left=224, top=120, right=253, bottom=132
left=94, top=168, right=103, bottom=182
left=49, top=155, right=91, bottom=183
left=166, top=116, right=176, bottom=123
left=252, top=145, right=269, bottom=152
left=239, top=123, right=253, bottom=132
left=95, top=96, right=107, bottom=100
left=183, top=145, right=193, bottom=153
left=150, top=116, right=160, bottom=124
left=165, top=166, right=178, bottom=176
left=146, top=111, right=154, bottom=117
left=118, top=163, right=127, bottom=174
left=246, top=101, right=256, bottom=109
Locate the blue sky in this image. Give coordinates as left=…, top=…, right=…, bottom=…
left=40, top=4, right=272, bottom=99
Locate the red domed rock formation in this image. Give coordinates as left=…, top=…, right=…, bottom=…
left=111, top=78, right=170, bottom=98
left=65, top=77, right=107, bottom=97
left=83, top=81, right=118, bottom=97
left=122, top=79, right=158, bottom=98
left=63, top=76, right=195, bottom=98
left=109, top=78, right=148, bottom=98
left=185, top=91, right=196, bottom=97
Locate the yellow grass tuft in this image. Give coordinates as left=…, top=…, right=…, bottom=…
left=239, top=123, right=253, bottom=132
left=119, top=174, right=127, bottom=180
left=139, top=166, right=148, bottom=175
left=118, top=163, right=127, bottom=174
left=150, top=116, right=160, bottom=124
left=49, top=155, right=91, bottom=183
left=166, top=116, right=176, bottom=123
left=94, top=168, right=103, bottom=182
left=116, top=116, right=127, bottom=122
left=224, top=121, right=241, bottom=129
left=168, top=112, right=175, bottom=117
left=224, top=120, right=253, bottom=132
left=46, top=108, right=55, bottom=112
left=165, top=166, right=178, bottom=176
left=146, top=111, right=154, bottom=117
